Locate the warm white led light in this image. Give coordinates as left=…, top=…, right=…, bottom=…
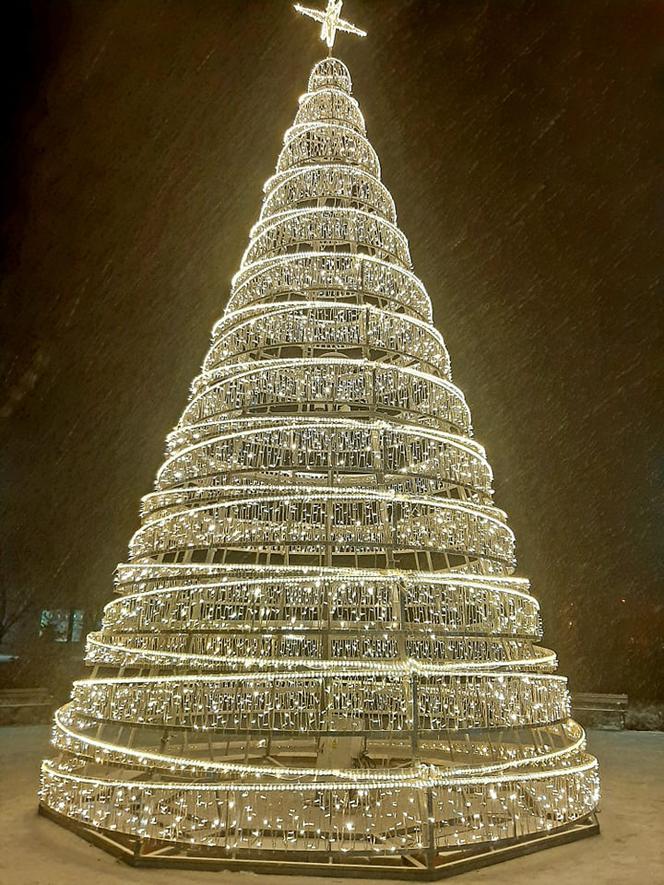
left=40, top=53, right=598, bottom=863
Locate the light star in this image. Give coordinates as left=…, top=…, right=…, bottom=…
left=294, top=0, right=367, bottom=50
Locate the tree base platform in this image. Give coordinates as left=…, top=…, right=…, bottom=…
left=38, top=803, right=600, bottom=880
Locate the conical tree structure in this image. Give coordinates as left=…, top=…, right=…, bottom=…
left=40, top=57, right=599, bottom=872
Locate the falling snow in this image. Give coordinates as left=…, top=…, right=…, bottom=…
left=1, top=1, right=661, bottom=700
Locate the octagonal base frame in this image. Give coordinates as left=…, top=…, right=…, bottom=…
left=38, top=803, right=599, bottom=880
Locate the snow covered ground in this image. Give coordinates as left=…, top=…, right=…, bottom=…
left=1, top=726, right=662, bottom=885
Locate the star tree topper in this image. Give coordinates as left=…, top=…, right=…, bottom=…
left=294, top=0, right=367, bottom=50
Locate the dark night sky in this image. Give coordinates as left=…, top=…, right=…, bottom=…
left=1, top=1, right=662, bottom=698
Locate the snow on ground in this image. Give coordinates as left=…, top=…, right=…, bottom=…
left=0, top=726, right=662, bottom=885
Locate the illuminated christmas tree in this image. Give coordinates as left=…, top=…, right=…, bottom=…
left=40, top=2, right=599, bottom=875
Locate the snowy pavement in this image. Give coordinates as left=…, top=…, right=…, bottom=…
left=1, top=726, right=662, bottom=885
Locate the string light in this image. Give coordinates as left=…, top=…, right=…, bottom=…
left=40, top=53, right=598, bottom=868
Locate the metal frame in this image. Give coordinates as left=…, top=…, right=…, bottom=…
left=39, top=804, right=599, bottom=879
left=40, top=55, right=600, bottom=872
